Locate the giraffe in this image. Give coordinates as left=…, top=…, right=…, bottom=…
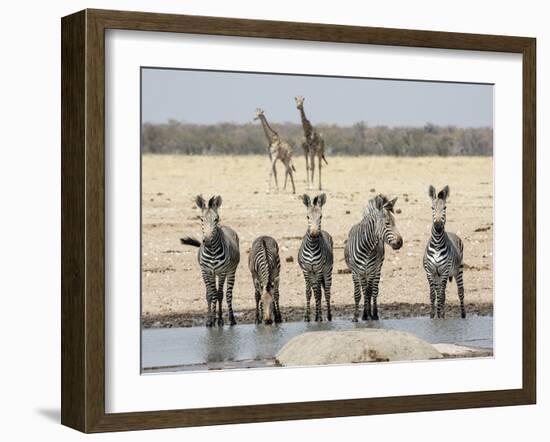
left=254, top=108, right=296, bottom=194
left=295, top=96, right=328, bottom=190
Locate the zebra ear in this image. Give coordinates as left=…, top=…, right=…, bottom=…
left=300, top=194, right=311, bottom=207
left=314, top=193, right=327, bottom=207
left=438, top=185, right=450, bottom=200
left=208, top=195, right=222, bottom=210
left=428, top=185, right=436, bottom=199
left=195, top=195, right=206, bottom=210
left=384, top=196, right=398, bottom=212
left=374, top=194, right=385, bottom=210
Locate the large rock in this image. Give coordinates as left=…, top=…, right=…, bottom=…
left=276, top=329, right=442, bottom=366
left=432, top=343, right=493, bottom=358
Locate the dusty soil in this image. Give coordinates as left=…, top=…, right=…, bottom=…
left=142, top=155, right=493, bottom=328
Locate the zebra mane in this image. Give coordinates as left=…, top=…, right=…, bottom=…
left=363, top=194, right=390, bottom=218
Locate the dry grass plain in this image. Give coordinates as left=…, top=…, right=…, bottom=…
left=142, top=155, right=493, bottom=327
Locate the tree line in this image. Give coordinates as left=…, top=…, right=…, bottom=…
left=141, top=120, right=493, bottom=156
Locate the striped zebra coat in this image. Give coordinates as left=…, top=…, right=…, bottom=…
left=248, top=236, right=282, bottom=324
left=297, top=193, right=334, bottom=322
left=344, top=195, right=403, bottom=321
left=423, top=185, right=465, bottom=318
left=180, top=195, right=240, bottom=327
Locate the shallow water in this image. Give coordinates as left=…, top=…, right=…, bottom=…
left=142, top=316, right=492, bottom=372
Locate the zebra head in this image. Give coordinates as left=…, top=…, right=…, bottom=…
left=294, top=96, right=305, bottom=109
left=374, top=194, right=403, bottom=250
left=429, top=185, right=450, bottom=233
left=195, top=195, right=222, bottom=245
left=300, top=193, right=326, bottom=238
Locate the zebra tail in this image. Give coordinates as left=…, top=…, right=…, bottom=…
left=292, top=162, right=296, bottom=172
left=449, top=276, right=453, bottom=282
left=180, top=236, right=201, bottom=247
left=322, top=154, right=328, bottom=165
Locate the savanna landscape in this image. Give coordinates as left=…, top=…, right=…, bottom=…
left=141, top=154, right=493, bottom=328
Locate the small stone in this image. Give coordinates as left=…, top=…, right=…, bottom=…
left=345, top=210, right=351, bottom=214
left=370, top=188, right=376, bottom=193
left=286, top=256, right=294, bottom=263
left=396, top=208, right=402, bottom=214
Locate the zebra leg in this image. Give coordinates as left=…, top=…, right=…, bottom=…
left=225, top=272, right=237, bottom=326
left=322, top=272, right=333, bottom=321
left=456, top=270, right=466, bottom=318
left=313, top=281, right=323, bottom=322
left=202, top=272, right=217, bottom=327
left=254, top=284, right=261, bottom=325
left=436, top=278, right=447, bottom=319
left=303, top=272, right=312, bottom=322
left=360, top=275, right=370, bottom=321
left=427, top=274, right=436, bottom=318
left=352, top=273, right=361, bottom=322
left=371, top=276, right=381, bottom=320
left=274, top=281, right=282, bottom=323
left=216, top=274, right=226, bottom=326
left=283, top=167, right=288, bottom=190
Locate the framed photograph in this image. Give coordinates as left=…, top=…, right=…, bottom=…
left=61, top=9, right=536, bottom=433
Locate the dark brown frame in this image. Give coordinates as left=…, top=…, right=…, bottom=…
left=61, top=8, right=536, bottom=433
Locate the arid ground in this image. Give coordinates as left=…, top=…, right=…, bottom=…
left=142, top=155, right=493, bottom=328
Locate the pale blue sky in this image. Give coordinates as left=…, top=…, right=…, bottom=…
left=141, top=68, right=493, bottom=127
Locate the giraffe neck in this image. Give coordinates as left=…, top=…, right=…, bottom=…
left=299, top=106, right=313, bottom=138
left=259, top=115, right=279, bottom=144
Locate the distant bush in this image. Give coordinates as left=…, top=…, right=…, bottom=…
left=141, top=120, right=492, bottom=156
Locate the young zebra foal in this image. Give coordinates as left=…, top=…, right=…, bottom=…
left=298, top=193, right=334, bottom=322
left=423, top=185, right=465, bottom=319
left=248, top=236, right=282, bottom=325
left=180, top=195, right=240, bottom=327
left=345, top=194, right=403, bottom=322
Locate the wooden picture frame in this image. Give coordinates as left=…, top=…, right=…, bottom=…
left=61, top=8, right=536, bottom=433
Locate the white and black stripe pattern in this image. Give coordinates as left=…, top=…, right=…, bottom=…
left=344, top=194, right=403, bottom=321
left=248, top=236, right=282, bottom=324
left=297, top=193, right=334, bottom=321
left=180, top=195, right=240, bottom=327
left=423, top=185, right=465, bottom=319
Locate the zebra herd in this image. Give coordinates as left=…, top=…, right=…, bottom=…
left=180, top=185, right=465, bottom=327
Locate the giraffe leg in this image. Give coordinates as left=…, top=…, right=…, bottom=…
left=269, top=158, right=278, bottom=193
left=304, top=148, right=309, bottom=186
left=318, top=152, right=322, bottom=190
left=289, top=165, right=296, bottom=194
left=310, top=154, right=316, bottom=190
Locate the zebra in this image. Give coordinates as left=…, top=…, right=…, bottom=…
left=248, top=236, right=282, bottom=325
left=297, top=193, right=334, bottom=322
left=423, top=185, right=465, bottom=319
left=180, top=195, right=240, bottom=327
left=344, top=194, right=403, bottom=322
